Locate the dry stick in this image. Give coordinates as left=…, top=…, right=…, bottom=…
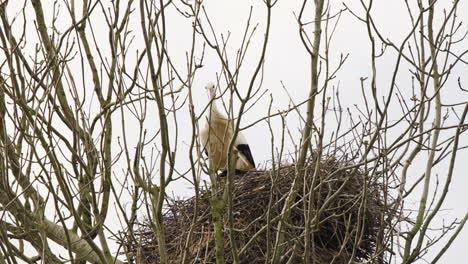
left=389, top=3, right=428, bottom=259
left=413, top=5, right=464, bottom=262
left=402, top=1, right=443, bottom=262
left=411, top=106, right=467, bottom=261
left=0, top=249, right=6, bottom=264
left=139, top=0, right=171, bottom=262
left=181, top=2, right=204, bottom=263
left=265, top=95, right=280, bottom=262
left=304, top=98, right=330, bottom=263
left=209, top=168, right=225, bottom=264
left=431, top=212, right=468, bottom=264
left=271, top=1, right=325, bottom=263
left=225, top=150, right=240, bottom=264
left=304, top=7, right=340, bottom=263
left=224, top=3, right=272, bottom=259
left=395, top=0, right=427, bottom=218
left=68, top=6, right=98, bottom=242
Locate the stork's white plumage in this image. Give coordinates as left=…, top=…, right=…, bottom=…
left=199, top=82, right=256, bottom=176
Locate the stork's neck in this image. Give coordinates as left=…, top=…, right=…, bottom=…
left=208, top=99, right=226, bottom=120
left=209, top=99, right=219, bottom=117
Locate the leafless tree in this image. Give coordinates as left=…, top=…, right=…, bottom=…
left=0, top=0, right=466, bottom=263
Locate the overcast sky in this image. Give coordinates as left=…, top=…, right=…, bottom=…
left=3, top=0, right=467, bottom=263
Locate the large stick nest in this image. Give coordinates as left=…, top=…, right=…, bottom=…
left=121, top=155, right=394, bottom=263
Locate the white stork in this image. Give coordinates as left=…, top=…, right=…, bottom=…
left=199, top=82, right=256, bottom=176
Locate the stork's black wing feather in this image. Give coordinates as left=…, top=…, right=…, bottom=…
left=236, top=144, right=255, bottom=168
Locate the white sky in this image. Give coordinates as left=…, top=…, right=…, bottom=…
left=2, top=0, right=467, bottom=263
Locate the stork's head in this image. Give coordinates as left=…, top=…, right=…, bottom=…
left=205, top=82, right=216, bottom=100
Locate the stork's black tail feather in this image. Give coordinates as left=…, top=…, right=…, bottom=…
left=236, top=144, right=256, bottom=169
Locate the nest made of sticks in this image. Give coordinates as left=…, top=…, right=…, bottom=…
left=121, top=155, right=393, bottom=264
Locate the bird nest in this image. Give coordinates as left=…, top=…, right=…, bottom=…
left=120, top=155, right=394, bottom=263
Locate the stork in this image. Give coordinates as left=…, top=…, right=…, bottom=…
left=199, top=82, right=256, bottom=177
